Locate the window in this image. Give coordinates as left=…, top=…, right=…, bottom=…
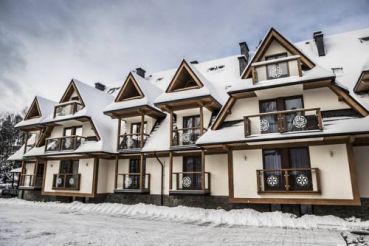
left=182, top=115, right=201, bottom=145
left=63, top=126, right=83, bottom=136
left=183, top=156, right=202, bottom=190
left=259, top=96, right=304, bottom=133
left=130, top=122, right=147, bottom=148
left=265, top=53, right=289, bottom=79
left=59, top=160, right=79, bottom=174
left=263, top=147, right=312, bottom=191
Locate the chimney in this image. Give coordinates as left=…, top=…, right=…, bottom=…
left=94, top=82, right=106, bottom=91
left=313, top=31, right=325, bottom=56
left=238, top=42, right=249, bottom=75
left=190, top=60, right=198, bottom=64
left=136, top=67, right=146, bottom=78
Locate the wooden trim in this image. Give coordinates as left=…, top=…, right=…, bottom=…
left=212, top=96, right=236, bottom=130
left=42, top=161, right=47, bottom=192
left=346, top=143, right=361, bottom=205
left=59, top=80, right=86, bottom=107
left=140, top=114, right=145, bottom=148
left=115, top=73, right=145, bottom=102
left=32, top=160, right=38, bottom=186
left=139, top=153, right=144, bottom=190
left=329, top=85, right=369, bottom=116
left=169, top=151, right=173, bottom=190
left=166, top=60, right=204, bottom=93
left=24, top=97, right=42, bottom=120
left=200, top=106, right=204, bottom=135
left=229, top=197, right=361, bottom=206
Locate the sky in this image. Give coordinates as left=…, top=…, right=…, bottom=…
left=0, top=0, right=368, bottom=114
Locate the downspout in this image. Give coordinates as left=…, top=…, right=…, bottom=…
left=154, top=152, right=164, bottom=206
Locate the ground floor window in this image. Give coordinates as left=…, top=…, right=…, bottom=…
left=53, top=160, right=79, bottom=189
left=262, top=147, right=312, bottom=191
left=128, top=158, right=143, bottom=189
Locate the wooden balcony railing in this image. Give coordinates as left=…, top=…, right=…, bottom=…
left=170, top=172, right=210, bottom=194
left=54, top=101, right=84, bottom=117
left=115, top=173, right=150, bottom=192
left=172, top=127, right=205, bottom=146
left=45, top=135, right=85, bottom=152
left=52, top=173, right=80, bottom=190
left=256, top=168, right=321, bottom=194
left=251, top=55, right=302, bottom=83
left=19, top=174, right=43, bottom=188
left=118, top=133, right=149, bottom=150
left=244, top=108, right=323, bottom=136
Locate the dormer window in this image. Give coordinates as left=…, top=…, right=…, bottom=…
left=265, top=53, right=289, bottom=79
left=359, top=36, right=369, bottom=45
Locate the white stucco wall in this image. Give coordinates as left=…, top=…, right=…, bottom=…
left=43, top=158, right=95, bottom=194
left=232, top=144, right=353, bottom=200
left=304, top=87, right=350, bottom=111
left=354, top=146, right=369, bottom=198
left=49, top=121, right=96, bottom=138
left=97, top=159, right=115, bottom=194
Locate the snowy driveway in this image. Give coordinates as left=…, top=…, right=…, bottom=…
left=0, top=201, right=347, bottom=246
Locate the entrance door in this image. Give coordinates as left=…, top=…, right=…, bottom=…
left=35, top=163, right=44, bottom=187
left=128, top=158, right=142, bottom=189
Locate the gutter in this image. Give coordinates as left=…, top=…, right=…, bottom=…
left=154, top=152, right=165, bottom=206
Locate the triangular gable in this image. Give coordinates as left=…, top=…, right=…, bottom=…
left=166, top=60, right=204, bottom=93
left=115, top=73, right=145, bottom=102
left=24, top=97, right=41, bottom=120
left=59, top=79, right=85, bottom=106
left=241, top=27, right=315, bottom=79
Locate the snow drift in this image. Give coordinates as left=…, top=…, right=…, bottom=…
left=1, top=198, right=368, bottom=231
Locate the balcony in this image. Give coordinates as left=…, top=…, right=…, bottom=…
left=45, top=136, right=85, bottom=152
left=256, top=168, right=321, bottom=194
left=52, top=173, right=80, bottom=190
left=244, top=108, right=323, bottom=136
left=54, top=101, right=83, bottom=117
left=172, top=127, right=204, bottom=146
left=251, top=55, right=302, bottom=83
left=115, top=173, right=150, bottom=193
left=170, top=172, right=210, bottom=195
left=19, top=174, right=43, bottom=189
left=118, top=133, right=149, bottom=150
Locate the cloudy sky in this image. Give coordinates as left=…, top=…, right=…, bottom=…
left=0, top=0, right=368, bottom=114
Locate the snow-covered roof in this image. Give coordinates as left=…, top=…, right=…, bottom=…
left=104, top=72, right=163, bottom=113
left=15, top=96, right=56, bottom=128
left=7, top=146, right=25, bottom=161
left=10, top=167, right=22, bottom=173
left=153, top=57, right=241, bottom=106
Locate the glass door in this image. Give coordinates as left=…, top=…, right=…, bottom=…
left=284, top=97, right=304, bottom=131
left=263, top=149, right=284, bottom=191
left=128, top=158, right=141, bottom=189
left=182, top=115, right=200, bottom=144
left=183, top=156, right=202, bottom=190
left=259, top=100, right=278, bottom=133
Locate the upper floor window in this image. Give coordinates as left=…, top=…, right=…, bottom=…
left=265, top=53, right=289, bottom=79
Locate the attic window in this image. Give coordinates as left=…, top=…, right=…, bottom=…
left=359, top=36, right=369, bottom=44
left=156, top=77, right=163, bottom=82
left=207, top=65, right=225, bottom=72
left=331, top=67, right=344, bottom=76
left=107, top=87, right=120, bottom=94
left=71, top=96, right=80, bottom=101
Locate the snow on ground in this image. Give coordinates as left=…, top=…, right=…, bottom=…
left=0, top=198, right=367, bottom=245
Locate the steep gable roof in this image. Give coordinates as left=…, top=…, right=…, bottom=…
left=58, top=79, right=85, bottom=106
left=24, top=97, right=41, bottom=120
left=166, top=60, right=204, bottom=92
left=241, top=27, right=315, bottom=79
left=115, top=73, right=145, bottom=102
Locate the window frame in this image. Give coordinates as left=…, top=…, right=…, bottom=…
left=265, top=52, right=290, bottom=80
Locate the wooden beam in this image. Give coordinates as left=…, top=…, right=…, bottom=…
left=140, top=153, right=144, bottom=190
left=117, top=118, right=121, bottom=151
left=329, top=85, right=369, bottom=116
left=169, top=151, right=173, bottom=190
left=114, top=155, right=119, bottom=190
left=200, top=106, right=204, bottom=135
left=140, top=114, right=145, bottom=148
left=227, top=148, right=234, bottom=198
left=169, top=111, right=173, bottom=147
left=32, top=159, right=38, bottom=187
left=92, top=158, right=99, bottom=196
left=346, top=143, right=361, bottom=205
left=201, top=149, right=205, bottom=190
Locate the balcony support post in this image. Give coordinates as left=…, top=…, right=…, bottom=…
left=140, top=114, right=145, bottom=148
left=32, top=159, right=38, bottom=187
left=200, top=106, right=204, bottom=135
left=316, top=109, right=323, bottom=130
left=201, top=149, right=205, bottom=191
left=117, top=118, right=121, bottom=150
left=284, top=170, right=290, bottom=191
left=169, top=110, right=173, bottom=147
left=114, top=155, right=119, bottom=190
left=139, top=153, right=144, bottom=190
left=169, top=151, right=173, bottom=190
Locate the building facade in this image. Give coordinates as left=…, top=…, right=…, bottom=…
left=9, top=27, right=369, bottom=217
